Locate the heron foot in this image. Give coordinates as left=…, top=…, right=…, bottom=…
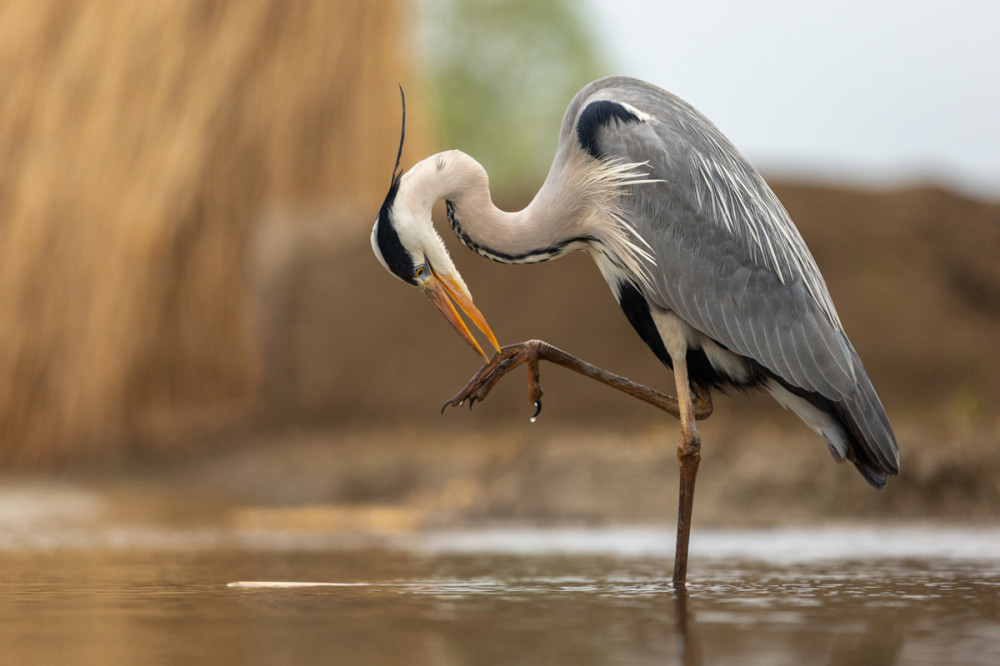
left=442, top=342, right=545, bottom=418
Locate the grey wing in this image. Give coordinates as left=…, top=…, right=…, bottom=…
left=572, top=77, right=899, bottom=476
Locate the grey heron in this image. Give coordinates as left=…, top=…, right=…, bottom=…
left=371, top=76, right=899, bottom=587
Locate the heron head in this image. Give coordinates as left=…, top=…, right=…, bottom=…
left=370, top=90, right=500, bottom=360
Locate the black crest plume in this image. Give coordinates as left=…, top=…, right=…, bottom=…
left=392, top=84, right=406, bottom=183
left=374, top=84, right=416, bottom=284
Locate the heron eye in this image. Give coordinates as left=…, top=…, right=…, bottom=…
left=414, top=265, right=427, bottom=278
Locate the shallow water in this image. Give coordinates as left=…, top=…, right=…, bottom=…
left=1, top=525, right=998, bottom=665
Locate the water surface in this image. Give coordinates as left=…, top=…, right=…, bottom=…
left=1, top=524, right=997, bottom=664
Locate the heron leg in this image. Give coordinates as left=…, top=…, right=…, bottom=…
left=443, top=339, right=710, bottom=420
left=672, top=354, right=701, bottom=589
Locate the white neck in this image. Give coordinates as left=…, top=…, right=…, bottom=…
left=397, top=150, right=581, bottom=263
left=396, top=148, right=655, bottom=284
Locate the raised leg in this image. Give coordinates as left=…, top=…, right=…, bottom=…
left=443, top=339, right=713, bottom=420
left=671, top=354, right=701, bottom=589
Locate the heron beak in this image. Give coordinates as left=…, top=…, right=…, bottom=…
left=422, top=267, right=501, bottom=360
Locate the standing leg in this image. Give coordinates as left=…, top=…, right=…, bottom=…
left=671, top=354, right=701, bottom=589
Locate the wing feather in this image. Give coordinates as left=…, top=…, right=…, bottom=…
left=572, top=79, right=856, bottom=397
left=566, top=77, right=898, bottom=478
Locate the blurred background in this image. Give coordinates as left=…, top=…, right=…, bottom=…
left=1, top=0, right=997, bottom=527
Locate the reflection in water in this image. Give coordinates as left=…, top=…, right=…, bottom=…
left=0, top=529, right=998, bottom=664
left=674, top=587, right=701, bottom=666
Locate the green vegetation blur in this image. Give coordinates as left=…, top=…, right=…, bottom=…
left=417, top=0, right=605, bottom=189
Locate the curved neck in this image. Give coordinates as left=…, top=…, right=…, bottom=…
left=399, top=150, right=590, bottom=264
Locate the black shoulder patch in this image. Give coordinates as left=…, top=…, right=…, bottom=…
left=374, top=174, right=416, bottom=285
left=616, top=281, right=672, bottom=367
left=576, top=100, right=641, bottom=159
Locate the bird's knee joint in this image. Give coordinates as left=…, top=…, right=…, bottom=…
left=677, top=429, right=702, bottom=461
left=692, top=388, right=713, bottom=420
left=677, top=447, right=701, bottom=464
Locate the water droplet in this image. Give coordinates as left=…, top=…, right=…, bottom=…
left=529, top=416, right=536, bottom=423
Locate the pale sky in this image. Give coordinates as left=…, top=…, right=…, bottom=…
left=584, top=0, right=1000, bottom=199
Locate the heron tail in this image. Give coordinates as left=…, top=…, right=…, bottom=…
left=766, top=360, right=899, bottom=489
left=832, top=363, right=899, bottom=489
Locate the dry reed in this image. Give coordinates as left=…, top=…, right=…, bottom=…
left=0, top=0, right=422, bottom=464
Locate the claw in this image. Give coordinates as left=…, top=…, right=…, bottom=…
left=468, top=396, right=477, bottom=410
left=532, top=400, right=542, bottom=419
left=441, top=397, right=466, bottom=414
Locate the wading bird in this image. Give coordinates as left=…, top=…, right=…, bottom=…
left=371, top=77, right=898, bottom=587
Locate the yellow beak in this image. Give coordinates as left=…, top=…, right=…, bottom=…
left=421, top=267, right=501, bottom=360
